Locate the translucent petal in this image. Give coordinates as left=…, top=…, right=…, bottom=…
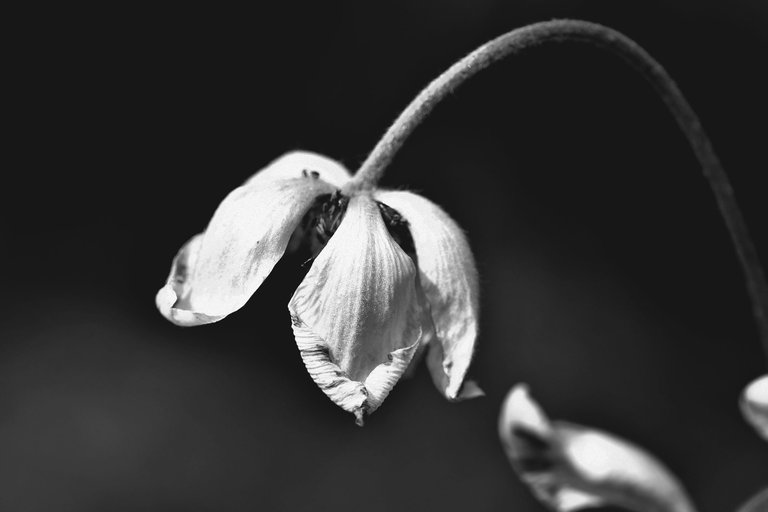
left=157, top=152, right=346, bottom=324
left=499, top=385, right=696, bottom=512
left=288, top=194, right=427, bottom=422
left=375, top=190, right=479, bottom=400
left=740, top=374, right=768, bottom=441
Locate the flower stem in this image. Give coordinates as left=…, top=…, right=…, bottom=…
left=350, top=19, right=768, bottom=363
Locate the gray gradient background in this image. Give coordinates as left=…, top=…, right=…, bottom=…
left=4, top=1, right=768, bottom=511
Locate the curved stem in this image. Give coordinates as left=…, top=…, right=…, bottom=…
left=349, top=19, right=768, bottom=363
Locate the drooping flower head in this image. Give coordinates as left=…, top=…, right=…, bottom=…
left=157, top=151, right=481, bottom=424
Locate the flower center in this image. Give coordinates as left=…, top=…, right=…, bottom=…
left=292, top=187, right=417, bottom=262
left=314, top=191, right=348, bottom=246
left=377, top=201, right=416, bottom=260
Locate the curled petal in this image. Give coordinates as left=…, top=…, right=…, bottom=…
left=375, top=190, right=479, bottom=400
left=157, top=152, right=346, bottom=324
left=292, top=318, right=419, bottom=426
left=499, top=385, right=696, bottom=512
left=155, top=234, right=223, bottom=326
left=741, top=374, right=768, bottom=441
left=289, top=194, right=427, bottom=422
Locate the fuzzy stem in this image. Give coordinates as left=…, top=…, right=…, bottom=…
left=349, top=19, right=768, bottom=362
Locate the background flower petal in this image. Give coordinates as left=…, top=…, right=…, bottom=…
left=741, top=374, right=768, bottom=441
left=157, top=153, right=344, bottom=321
left=499, top=384, right=696, bottom=512
left=288, top=195, right=426, bottom=420
left=737, top=488, right=768, bottom=512
left=375, top=190, right=479, bottom=400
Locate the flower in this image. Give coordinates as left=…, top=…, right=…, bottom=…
left=498, top=384, right=695, bottom=512
left=156, top=151, right=481, bottom=424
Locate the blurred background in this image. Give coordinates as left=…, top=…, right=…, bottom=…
left=3, top=1, right=767, bottom=511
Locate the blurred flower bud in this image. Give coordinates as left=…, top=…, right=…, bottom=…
left=499, top=384, right=696, bottom=512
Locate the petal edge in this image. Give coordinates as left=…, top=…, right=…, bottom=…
left=156, top=234, right=224, bottom=326
left=156, top=154, right=347, bottom=322
left=288, top=194, right=426, bottom=421
left=375, top=190, right=480, bottom=400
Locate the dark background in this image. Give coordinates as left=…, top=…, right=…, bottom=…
left=3, top=2, right=767, bottom=511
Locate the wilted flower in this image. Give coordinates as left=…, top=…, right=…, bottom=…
left=498, top=384, right=696, bottom=512
left=740, top=374, right=768, bottom=441
left=157, top=151, right=481, bottom=424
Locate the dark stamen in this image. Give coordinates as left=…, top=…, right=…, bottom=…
left=377, top=201, right=416, bottom=259
left=315, top=191, right=349, bottom=245
left=301, top=169, right=321, bottom=179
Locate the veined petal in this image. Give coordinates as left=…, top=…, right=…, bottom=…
left=289, top=194, right=426, bottom=423
left=292, top=319, right=419, bottom=426
left=499, top=385, right=696, bottom=512
left=157, top=152, right=348, bottom=325
left=741, top=374, right=768, bottom=441
left=375, top=190, right=479, bottom=400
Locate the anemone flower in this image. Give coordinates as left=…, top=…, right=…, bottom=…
left=156, top=151, right=481, bottom=424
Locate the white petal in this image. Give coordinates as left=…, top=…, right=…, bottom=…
left=552, top=489, right=604, bottom=511
left=375, top=190, right=479, bottom=400
left=155, top=234, right=223, bottom=326
left=741, top=374, right=768, bottom=441
left=557, top=425, right=695, bottom=512
left=364, top=342, right=421, bottom=410
left=292, top=320, right=368, bottom=417
left=499, top=384, right=696, bottom=512
left=288, top=194, right=427, bottom=422
left=157, top=152, right=347, bottom=324
left=245, top=151, right=351, bottom=189
left=292, top=318, right=419, bottom=426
